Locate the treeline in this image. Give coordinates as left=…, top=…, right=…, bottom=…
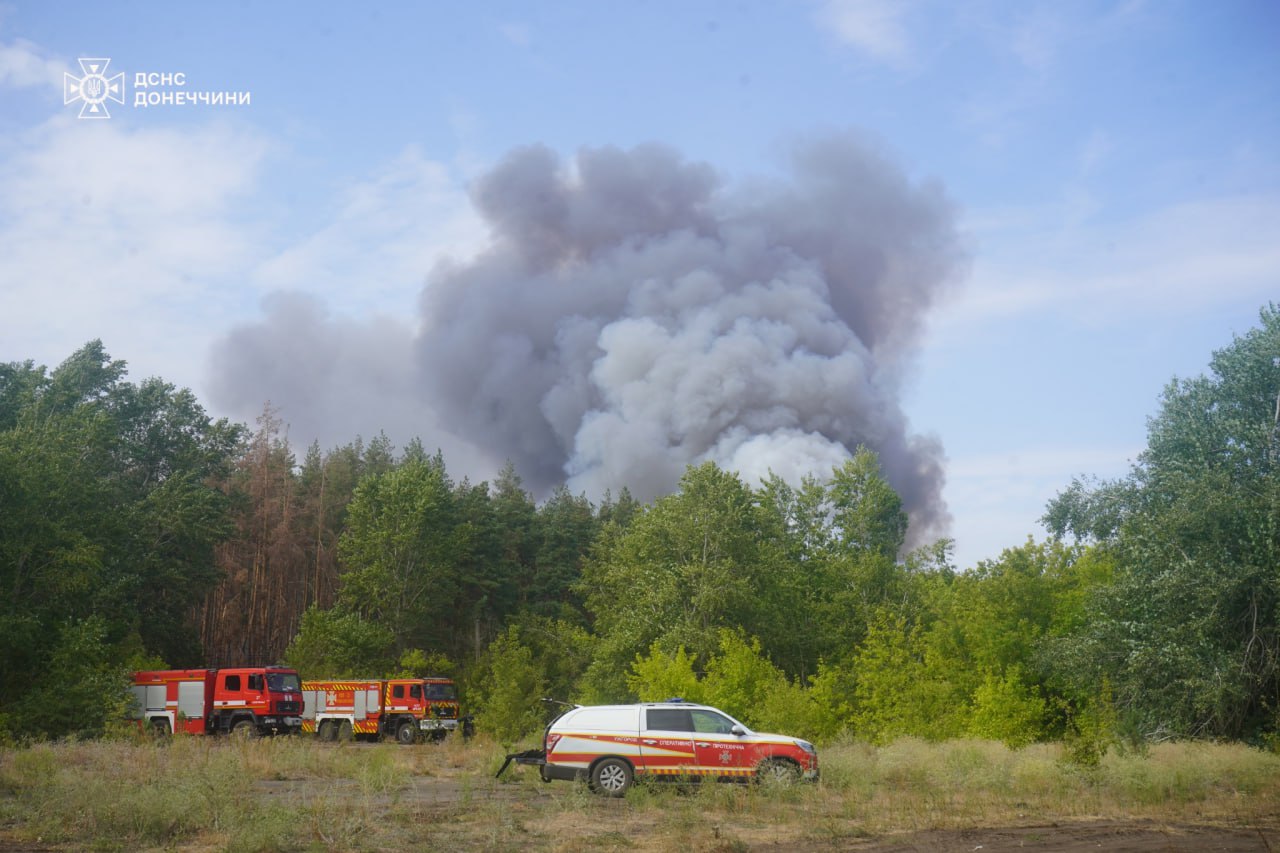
left=1, top=307, right=1276, bottom=749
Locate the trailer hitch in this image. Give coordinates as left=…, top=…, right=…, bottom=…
left=495, top=748, right=546, bottom=778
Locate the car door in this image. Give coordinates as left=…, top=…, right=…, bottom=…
left=689, top=708, right=752, bottom=778
left=639, top=708, right=696, bottom=778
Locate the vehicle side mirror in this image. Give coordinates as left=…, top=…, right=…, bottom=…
left=731, top=725, right=746, bottom=736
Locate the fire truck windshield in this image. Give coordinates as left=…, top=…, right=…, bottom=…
left=424, top=683, right=456, bottom=700
left=267, top=673, right=301, bottom=693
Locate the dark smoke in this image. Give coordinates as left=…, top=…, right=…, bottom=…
left=210, top=134, right=964, bottom=543
left=418, top=135, right=961, bottom=541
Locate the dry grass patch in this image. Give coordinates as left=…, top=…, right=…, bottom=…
left=0, top=734, right=1276, bottom=851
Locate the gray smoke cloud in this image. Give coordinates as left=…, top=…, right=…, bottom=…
left=209, top=134, right=963, bottom=543
left=417, top=135, right=962, bottom=541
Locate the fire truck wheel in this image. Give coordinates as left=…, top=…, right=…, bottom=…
left=590, top=758, right=633, bottom=797
left=338, top=721, right=354, bottom=742
left=395, top=720, right=417, bottom=745
left=231, top=719, right=258, bottom=739
left=149, top=719, right=171, bottom=738
left=755, top=757, right=801, bottom=785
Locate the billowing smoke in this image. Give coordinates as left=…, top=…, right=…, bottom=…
left=210, top=134, right=963, bottom=543
left=417, top=135, right=961, bottom=541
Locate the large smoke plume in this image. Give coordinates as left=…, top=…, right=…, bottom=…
left=211, top=134, right=964, bottom=542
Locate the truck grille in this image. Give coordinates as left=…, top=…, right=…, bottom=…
left=276, top=700, right=301, bottom=714
left=434, top=706, right=457, bottom=718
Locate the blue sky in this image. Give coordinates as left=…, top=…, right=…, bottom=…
left=2, top=1, right=1277, bottom=568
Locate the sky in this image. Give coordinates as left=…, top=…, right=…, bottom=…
left=1, top=1, right=1277, bottom=569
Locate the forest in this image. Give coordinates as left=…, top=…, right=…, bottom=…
left=0, top=306, right=1276, bottom=752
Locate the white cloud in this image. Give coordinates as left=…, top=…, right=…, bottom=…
left=253, top=145, right=486, bottom=322
left=0, top=106, right=484, bottom=407
left=0, top=37, right=62, bottom=89
left=816, top=0, right=913, bottom=66
left=935, top=192, right=1280, bottom=338
left=499, top=21, right=532, bottom=47
left=0, top=116, right=270, bottom=384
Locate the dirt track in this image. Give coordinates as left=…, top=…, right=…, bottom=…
left=857, top=821, right=1277, bottom=852
left=250, top=774, right=1279, bottom=851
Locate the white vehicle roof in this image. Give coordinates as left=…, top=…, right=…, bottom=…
left=550, top=701, right=752, bottom=732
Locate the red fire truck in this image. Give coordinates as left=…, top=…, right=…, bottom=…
left=130, top=667, right=305, bottom=736
left=301, top=677, right=462, bottom=744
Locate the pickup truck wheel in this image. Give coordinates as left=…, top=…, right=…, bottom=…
left=590, top=758, right=633, bottom=797
left=395, top=720, right=417, bottom=745
left=756, top=757, right=801, bottom=785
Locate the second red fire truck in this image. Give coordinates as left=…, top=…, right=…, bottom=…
left=301, top=677, right=462, bottom=743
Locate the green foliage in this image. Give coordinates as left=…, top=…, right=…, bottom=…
left=626, top=631, right=818, bottom=738
left=4, top=617, right=130, bottom=740
left=627, top=643, right=705, bottom=703
left=282, top=606, right=396, bottom=677
left=967, top=667, right=1047, bottom=748
left=471, top=627, right=548, bottom=744
left=850, top=609, right=966, bottom=743
left=338, top=456, right=463, bottom=653
left=0, top=343, right=241, bottom=738
left=804, top=659, right=859, bottom=741
left=1063, top=680, right=1119, bottom=768
left=393, top=648, right=454, bottom=678
left=1045, top=304, right=1280, bottom=740
left=701, top=631, right=790, bottom=728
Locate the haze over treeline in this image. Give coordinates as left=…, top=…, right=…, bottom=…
left=1, top=305, right=1276, bottom=747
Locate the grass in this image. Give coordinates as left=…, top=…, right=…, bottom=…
left=0, top=733, right=1275, bottom=851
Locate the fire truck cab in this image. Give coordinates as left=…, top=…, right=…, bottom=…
left=130, top=667, right=305, bottom=736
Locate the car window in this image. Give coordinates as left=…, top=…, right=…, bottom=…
left=690, top=709, right=736, bottom=734
left=645, top=708, right=692, bottom=732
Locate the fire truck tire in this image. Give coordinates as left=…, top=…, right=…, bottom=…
left=231, top=718, right=258, bottom=739
left=755, top=757, right=801, bottom=785
left=395, top=720, right=417, bottom=745
left=590, top=757, right=633, bottom=797
left=150, top=719, right=171, bottom=737
left=338, top=721, right=354, bottom=742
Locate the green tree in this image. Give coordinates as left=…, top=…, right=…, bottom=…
left=579, top=462, right=776, bottom=699
left=338, top=456, right=463, bottom=654
left=470, top=626, right=549, bottom=743
left=530, top=486, right=599, bottom=621
left=1045, top=305, right=1280, bottom=740
left=850, top=608, right=966, bottom=743
left=0, top=343, right=241, bottom=737
left=282, top=606, right=397, bottom=677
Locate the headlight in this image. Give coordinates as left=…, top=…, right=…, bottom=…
left=794, top=739, right=817, bottom=754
